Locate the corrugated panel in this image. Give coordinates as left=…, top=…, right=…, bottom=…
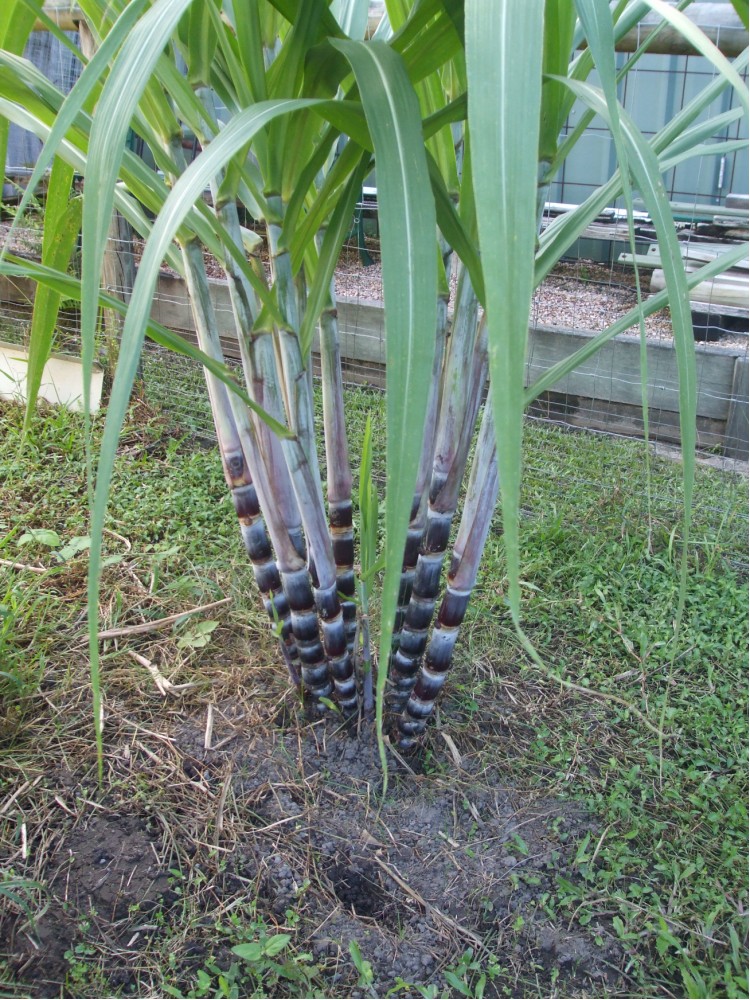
left=550, top=51, right=749, bottom=208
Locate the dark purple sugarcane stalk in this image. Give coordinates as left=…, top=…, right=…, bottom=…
left=178, top=240, right=307, bottom=686
left=164, top=135, right=329, bottom=700
left=387, top=272, right=487, bottom=712
left=393, top=288, right=450, bottom=643
left=392, top=232, right=454, bottom=641
left=397, top=399, right=499, bottom=747
left=207, top=194, right=352, bottom=705
left=319, top=285, right=357, bottom=654
left=268, top=206, right=358, bottom=714
left=213, top=197, right=307, bottom=560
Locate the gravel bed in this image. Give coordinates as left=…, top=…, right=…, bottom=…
left=0, top=220, right=44, bottom=258
left=3, top=226, right=746, bottom=350
left=336, top=248, right=747, bottom=349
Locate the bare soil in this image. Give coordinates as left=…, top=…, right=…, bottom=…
left=1, top=670, right=625, bottom=998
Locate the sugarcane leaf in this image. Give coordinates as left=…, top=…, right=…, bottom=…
left=89, top=100, right=321, bottom=735
left=0, top=0, right=36, bottom=46
left=24, top=164, right=81, bottom=432
left=332, top=0, right=370, bottom=39
left=304, top=40, right=353, bottom=98
left=263, top=0, right=342, bottom=39
left=428, top=153, right=484, bottom=306
left=387, top=0, right=459, bottom=192
left=226, top=0, right=267, bottom=101
left=468, top=0, right=544, bottom=624
left=536, top=48, right=748, bottom=287
left=662, top=107, right=744, bottom=160
left=17, top=0, right=82, bottom=56
left=557, top=77, right=697, bottom=459
left=423, top=91, right=467, bottom=137
left=314, top=98, right=372, bottom=149
left=402, top=14, right=463, bottom=85
left=266, top=0, right=330, bottom=184
left=82, top=0, right=198, bottom=436
left=660, top=138, right=748, bottom=172
left=730, top=0, right=749, bottom=30
left=332, top=38, right=437, bottom=785
left=285, top=135, right=367, bottom=270
left=179, top=0, right=220, bottom=88
left=539, top=0, right=577, bottom=165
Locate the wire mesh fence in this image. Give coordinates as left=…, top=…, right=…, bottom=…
left=0, top=211, right=746, bottom=454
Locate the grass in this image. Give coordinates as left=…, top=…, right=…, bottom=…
left=0, top=391, right=747, bottom=998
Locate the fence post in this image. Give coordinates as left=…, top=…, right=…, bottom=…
left=725, top=356, right=749, bottom=461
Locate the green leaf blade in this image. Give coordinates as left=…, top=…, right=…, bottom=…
left=332, top=38, right=437, bottom=780
left=467, top=0, right=545, bottom=622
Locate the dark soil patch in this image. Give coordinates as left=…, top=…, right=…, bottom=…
left=3, top=812, right=169, bottom=996
left=1, top=711, right=626, bottom=998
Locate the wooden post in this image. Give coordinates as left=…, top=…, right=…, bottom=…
left=590, top=3, right=747, bottom=57
left=725, top=356, right=749, bottom=461
left=77, top=19, right=136, bottom=376
left=35, top=3, right=83, bottom=32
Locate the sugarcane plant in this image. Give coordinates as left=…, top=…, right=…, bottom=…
left=0, top=0, right=747, bottom=776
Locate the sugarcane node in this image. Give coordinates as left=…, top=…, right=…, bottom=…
left=412, top=558, right=443, bottom=597
left=331, top=536, right=354, bottom=564
left=284, top=572, right=316, bottom=611
left=296, top=642, right=327, bottom=667
left=397, top=736, right=419, bottom=751
left=396, top=716, right=423, bottom=738
left=253, top=563, right=281, bottom=593
left=402, top=598, right=435, bottom=632
left=397, top=628, right=427, bottom=656
left=439, top=590, right=471, bottom=627
left=328, top=501, right=353, bottom=528
left=289, top=611, right=320, bottom=642
left=307, top=681, right=334, bottom=701
left=231, top=482, right=260, bottom=516
left=330, top=662, right=356, bottom=687
left=424, top=517, right=451, bottom=553
left=333, top=682, right=358, bottom=707
left=391, top=649, right=421, bottom=677
left=314, top=589, right=340, bottom=621
left=415, top=666, right=447, bottom=698
left=402, top=542, right=421, bottom=571
left=321, top=624, right=347, bottom=658
left=424, top=639, right=457, bottom=676
left=290, top=529, right=307, bottom=560
left=240, top=525, right=273, bottom=562
left=267, top=591, right=291, bottom=616
left=404, top=694, right=434, bottom=719
left=428, top=472, right=448, bottom=506
left=300, top=660, right=330, bottom=684
left=226, top=453, right=245, bottom=480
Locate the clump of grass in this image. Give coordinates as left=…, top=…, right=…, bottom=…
left=452, top=423, right=748, bottom=999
